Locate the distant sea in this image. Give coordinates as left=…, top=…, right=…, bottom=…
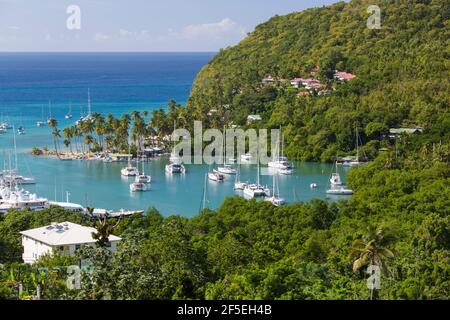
left=0, top=53, right=343, bottom=216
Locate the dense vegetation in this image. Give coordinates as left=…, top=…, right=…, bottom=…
left=1, top=137, right=448, bottom=300
left=183, top=0, right=449, bottom=161
left=4, top=0, right=449, bottom=301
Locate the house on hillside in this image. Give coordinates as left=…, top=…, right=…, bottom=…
left=334, top=71, right=356, bottom=81
left=247, top=115, right=262, bottom=124
left=262, top=76, right=275, bottom=84
left=389, top=128, right=423, bottom=138
left=20, top=222, right=122, bottom=264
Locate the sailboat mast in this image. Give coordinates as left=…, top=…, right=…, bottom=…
left=87, top=89, right=91, bottom=116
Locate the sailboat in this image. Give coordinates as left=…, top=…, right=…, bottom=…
left=234, top=156, right=247, bottom=190
left=65, top=102, right=73, bottom=120
left=217, top=128, right=237, bottom=175
left=199, top=174, right=209, bottom=211
left=135, top=158, right=151, bottom=184
left=243, top=146, right=270, bottom=198
left=343, top=127, right=367, bottom=167
left=326, top=161, right=353, bottom=195
left=36, top=105, right=46, bottom=127
left=17, top=116, right=25, bottom=135
left=82, top=89, right=94, bottom=123
left=47, top=100, right=53, bottom=125
left=268, top=127, right=293, bottom=171
left=208, top=168, right=225, bottom=182
left=265, top=172, right=286, bottom=206
left=165, top=122, right=186, bottom=174
left=121, top=146, right=139, bottom=177
left=0, top=130, right=48, bottom=213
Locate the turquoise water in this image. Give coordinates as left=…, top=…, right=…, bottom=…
left=0, top=53, right=351, bottom=217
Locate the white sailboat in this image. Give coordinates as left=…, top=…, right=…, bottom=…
left=265, top=172, right=286, bottom=207
left=268, top=127, right=293, bottom=171
left=208, top=169, right=225, bottom=182
left=234, top=157, right=247, bottom=190
left=121, top=146, right=139, bottom=177
left=65, top=102, right=73, bottom=119
left=343, top=127, right=367, bottom=167
left=129, top=181, right=148, bottom=192
left=36, top=105, right=46, bottom=127
left=326, top=161, right=353, bottom=195
left=165, top=122, right=186, bottom=174
left=135, top=159, right=151, bottom=184
left=217, top=129, right=237, bottom=175
left=0, top=130, right=48, bottom=213
left=47, top=100, right=53, bottom=125
left=243, top=147, right=270, bottom=198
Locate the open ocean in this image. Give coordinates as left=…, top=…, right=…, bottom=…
left=0, top=53, right=347, bottom=216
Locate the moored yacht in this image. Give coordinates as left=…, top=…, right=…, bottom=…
left=240, top=153, right=253, bottom=162
left=130, top=181, right=148, bottom=192
left=0, top=187, right=49, bottom=214
left=265, top=172, right=286, bottom=207
left=208, top=170, right=225, bottom=182
left=242, top=148, right=270, bottom=198
left=326, top=161, right=353, bottom=195
left=135, top=160, right=151, bottom=183
left=165, top=161, right=186, bottom=174
left=121, top=151, right=139, bottom=177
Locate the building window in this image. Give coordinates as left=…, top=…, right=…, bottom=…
left=75, top=245, right=81, bottom=251
left=105, top=242, right=112, bottom=248
left=59, top=246, right=64, bottom=251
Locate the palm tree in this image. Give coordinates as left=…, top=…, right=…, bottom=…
left=91, top=213, right=123, bottom=247
left=84, top=135, right=94, bottom=153
left=349, top=227, right=394, bottom=300
left=48, top=119, right=60, bottom=158
left=63, top=127, right=73, bottom=154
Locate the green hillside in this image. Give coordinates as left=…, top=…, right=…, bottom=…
left=186, top=0, right=449, bottom=161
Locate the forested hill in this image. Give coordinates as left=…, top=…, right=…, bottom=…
left=186, top=0, right=449, bottom=161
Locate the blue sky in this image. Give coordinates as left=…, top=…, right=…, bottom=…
left=0, top=0, right=339, bottom=52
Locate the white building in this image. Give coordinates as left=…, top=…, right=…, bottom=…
left=20, top=222, right=122, bottom=264
left=247, top=115, right=262, bottom=124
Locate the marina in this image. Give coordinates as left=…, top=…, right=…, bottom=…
left=0, top=53, right=354, bottom=217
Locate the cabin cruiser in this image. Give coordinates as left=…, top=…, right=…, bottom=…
left=268, top=156, right=293, bottom=170
left=0, top=122, right=12, bottom=130
left=36, top=121, right=46, bottom=127
left=0, top=187, right=49, bottom=214
left=0, top=127, right=6, bottom=134
left=17, top=127, right=25, bottom=135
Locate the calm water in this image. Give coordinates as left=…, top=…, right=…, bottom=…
left=0, top=53, right=350, bottom=217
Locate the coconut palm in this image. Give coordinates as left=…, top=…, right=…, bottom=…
left=63, top=127, right=73, bottom=154
left=91, top=213, right=123, bottom=247
left=48, top=119, right=60, bottom=158
left=349, top=226, right=394, bottom=300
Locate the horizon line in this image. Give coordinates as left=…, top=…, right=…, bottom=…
left=0, top=51, right=218, bottom=54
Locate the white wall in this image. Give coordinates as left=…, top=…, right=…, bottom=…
left=22, top=236, right=121, bottom=264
